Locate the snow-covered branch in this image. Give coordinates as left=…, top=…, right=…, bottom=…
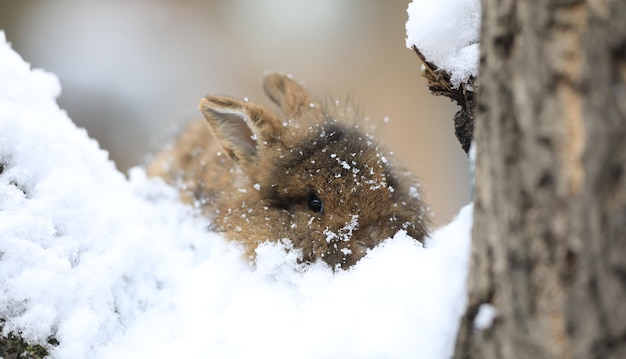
left=406, top=0, right=481, bottom=153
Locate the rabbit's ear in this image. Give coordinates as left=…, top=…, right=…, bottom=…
left=199, top=96, right=285, bottom=169
left=263, top=73, right=322, bottom=119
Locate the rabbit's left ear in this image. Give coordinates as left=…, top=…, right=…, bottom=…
left=199, top=96, right=285, bottom=171
left=263, top=72, right=322, bottom=119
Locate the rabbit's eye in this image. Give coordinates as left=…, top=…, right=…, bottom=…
left=307, top=194, right=324, bottom=214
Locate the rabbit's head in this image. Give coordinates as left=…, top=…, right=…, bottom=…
left=199, top=73, right=428, bottom=269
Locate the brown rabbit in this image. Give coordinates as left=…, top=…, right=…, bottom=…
left=148, top=73, right=429, bottom=269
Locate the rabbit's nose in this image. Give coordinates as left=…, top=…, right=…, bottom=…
left=361, top=221, right=403, bottom=243
left=360, top=225, right=384, bottom=244
left=367, top=226, right=381, bottom=240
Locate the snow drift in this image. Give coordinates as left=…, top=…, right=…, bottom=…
left=0, top=31, right=472, bottom=359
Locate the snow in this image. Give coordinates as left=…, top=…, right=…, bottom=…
left=405, top=0, right=481, bottom=87
left=474, top=303, right=498, bottom=331
left=0, top=31, right=473, bottom=359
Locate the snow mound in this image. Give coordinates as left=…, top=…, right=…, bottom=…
left=406, top=0, right=481, bottom=87
left=0, top=31, right=472, bottom=359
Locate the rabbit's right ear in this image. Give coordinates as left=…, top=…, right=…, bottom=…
left=199, top=96, right=285, bottom=170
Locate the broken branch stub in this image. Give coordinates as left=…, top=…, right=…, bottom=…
left=412, top=45, right=475, bottom=154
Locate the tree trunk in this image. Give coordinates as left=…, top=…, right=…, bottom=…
left=454, top=1, right=626, bottom=358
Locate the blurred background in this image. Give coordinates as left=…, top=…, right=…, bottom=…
left=0, top=0, right=469, bottom=227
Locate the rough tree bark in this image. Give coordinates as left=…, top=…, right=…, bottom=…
left=453, top=0, right=626, bottom=358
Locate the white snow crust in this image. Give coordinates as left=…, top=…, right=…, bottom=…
left=406, top=0, right=481, bottom=87
left=0, top=31, right=473, bottom=359
left=474, top=303, right=498, bottom=331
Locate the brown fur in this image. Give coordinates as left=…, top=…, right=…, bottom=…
left=148, top=73, right=429, bottom=269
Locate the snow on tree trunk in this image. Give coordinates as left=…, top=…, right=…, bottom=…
left=454, top=1, right=626, bottom=358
